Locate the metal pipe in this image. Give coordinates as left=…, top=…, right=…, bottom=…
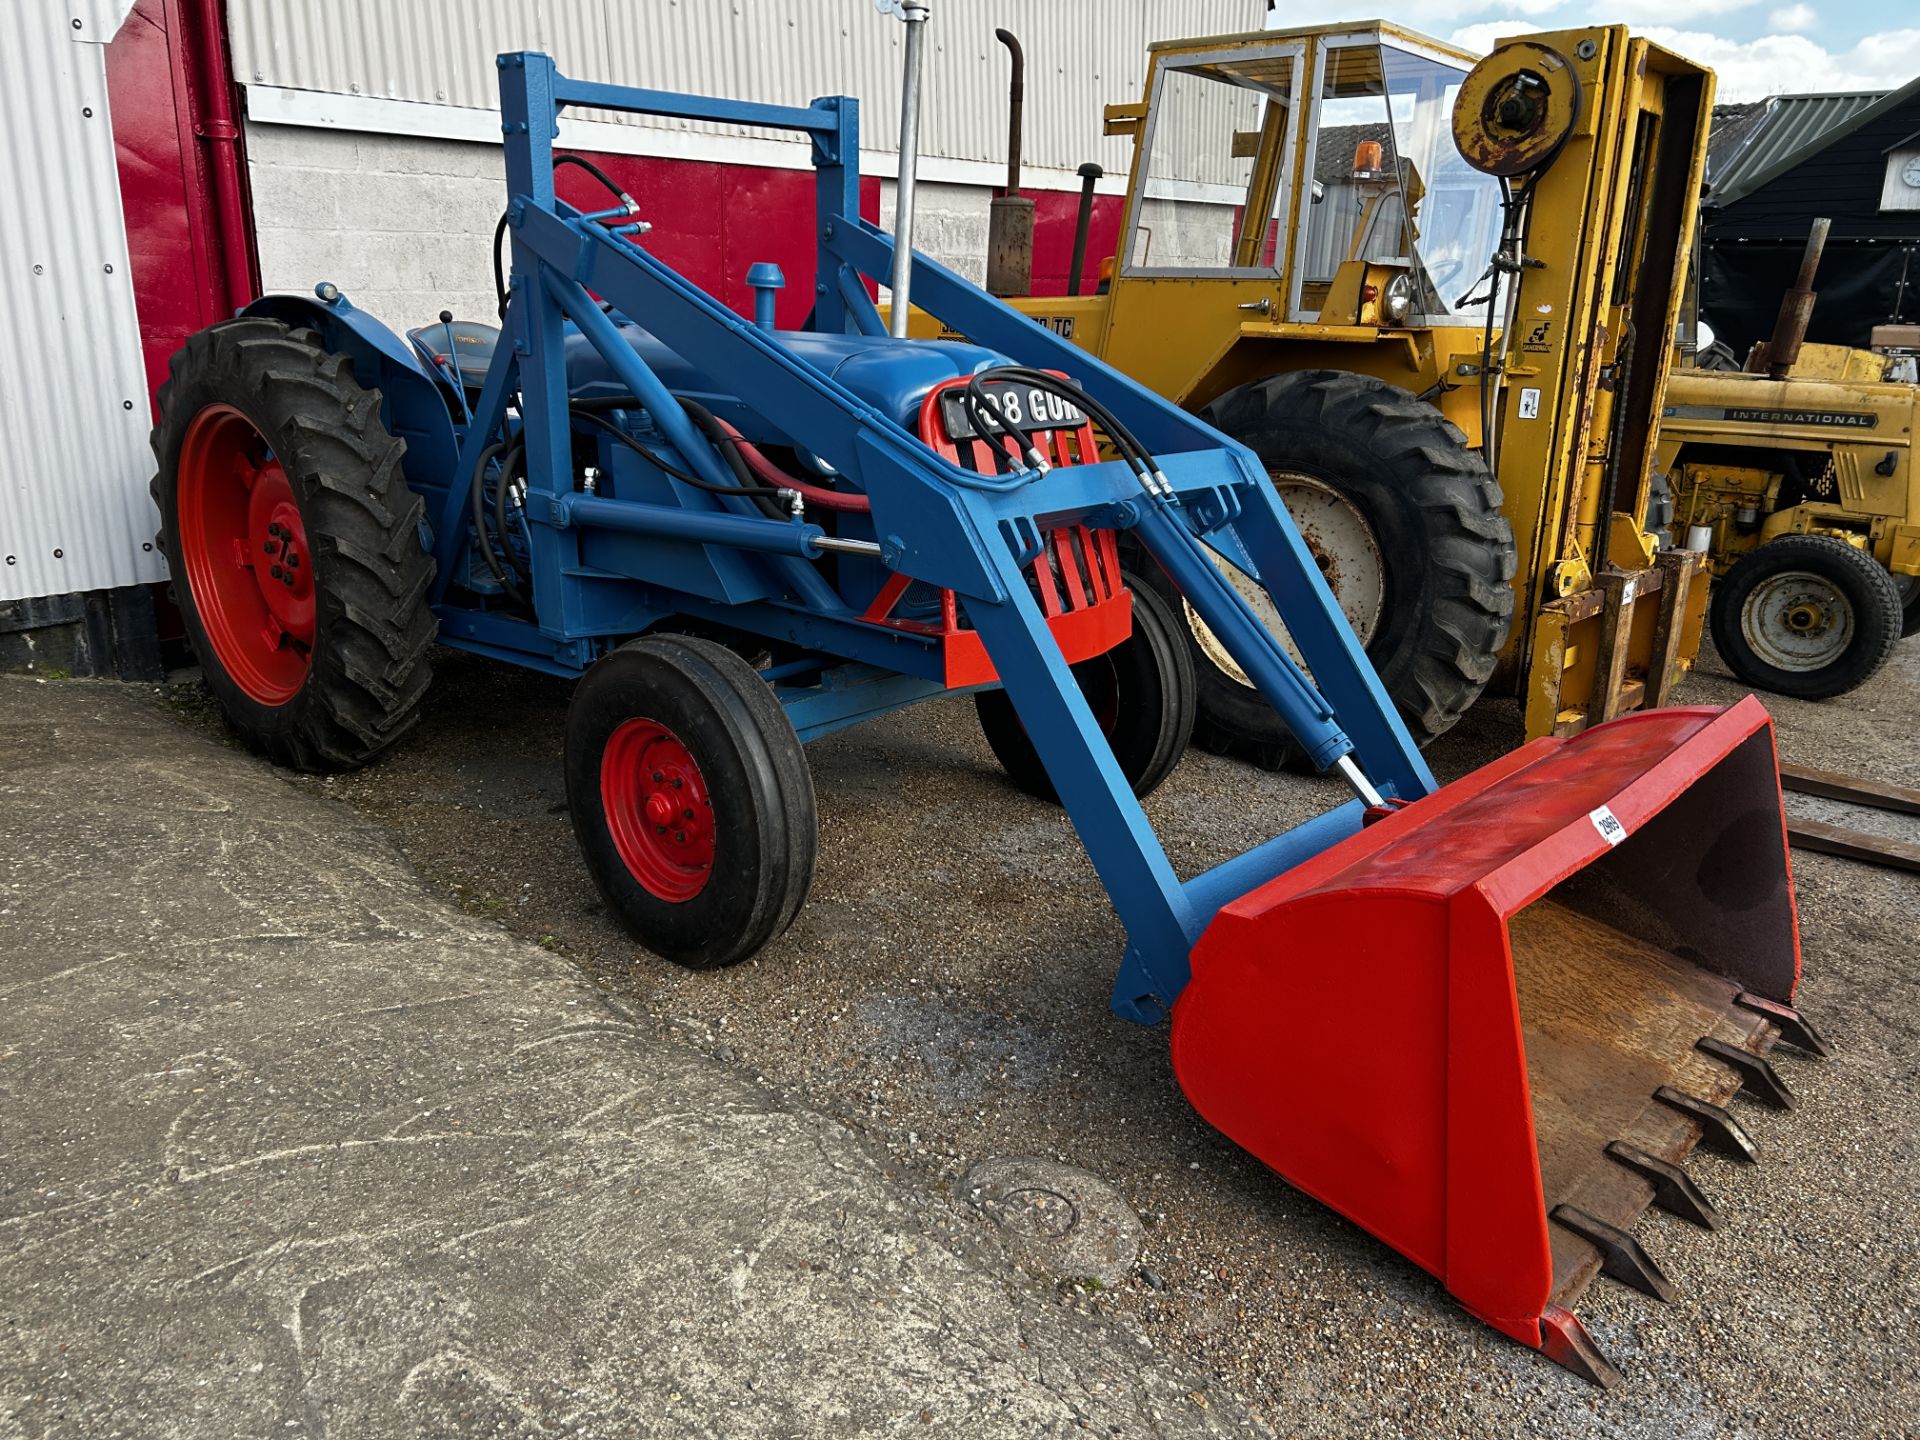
left=1333, top=754, right=1386, bottom=810
left=1067, top=163, right=1104, bottom=296
left=810, top=535, right=885, bottom=557
left=995, top=29, right=1024, bottom=195
left=188, top=0, right=257, bottom=313
left=888, top=0, right=931, bottom=337
left=563, top=493, right=825, bottom=556
left=1762, top=217, right=1830, bottom=380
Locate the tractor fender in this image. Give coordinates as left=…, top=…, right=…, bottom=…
left=242, top=289, right=461, bottom=510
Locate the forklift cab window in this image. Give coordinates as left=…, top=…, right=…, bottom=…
left=1124, top=46, right=1301, bottom=277
left=1292, top=41, right=1507, bottom=325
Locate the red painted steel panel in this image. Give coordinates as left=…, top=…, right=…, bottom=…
left=106, top=0, right=257, bottom=411
left=554, top=153, right=880, bottom=331
left=1025, top=187, right=1124, bottom=298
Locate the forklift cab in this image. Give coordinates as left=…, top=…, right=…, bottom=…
left=1105, top=25, right=1508, bottom=337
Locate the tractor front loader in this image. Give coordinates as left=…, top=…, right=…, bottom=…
left=148, top=37, right=1823, bottom=1385
left=955, top=21, right=1716, bottom=761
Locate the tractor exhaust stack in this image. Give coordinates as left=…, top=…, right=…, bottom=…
left=986, top=28, right=1035, bottom=297
left=1753, top=216, right=1830, bottom=378
left=1067, top=162, right=1103, bottom=295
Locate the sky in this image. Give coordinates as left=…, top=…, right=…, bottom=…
left=1264, top=0, right=1918, bottom=102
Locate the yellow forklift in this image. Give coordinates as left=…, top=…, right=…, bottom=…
left=915, top=21, right=1715, bottom=763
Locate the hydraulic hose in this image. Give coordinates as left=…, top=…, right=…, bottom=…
left=712, top=418, right=873, bottom=513
left=469, top=437, right=526, bottom=602
left=494, top=441, right=530, bottom=589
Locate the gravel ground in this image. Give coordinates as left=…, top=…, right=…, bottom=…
left=160, top=636, right=1918, bottom=1437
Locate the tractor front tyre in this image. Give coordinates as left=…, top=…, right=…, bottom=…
left=150, top=317, right=436, bottom=771
left=1710, top=534, right=1902, bottom=698
left=566, top=635, right=817, bottom=969
left=1157, top=370, right=1515, bottom=769
left=974, top=571, right=1195, bottom=803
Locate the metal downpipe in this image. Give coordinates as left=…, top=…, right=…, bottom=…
left=888, top=1, right=930, bottom=337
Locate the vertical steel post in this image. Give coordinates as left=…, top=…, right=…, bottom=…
left=812, top=96, right=861, bottom=335
left=496, top=53, right=587, bottom=637
left=888, top=1, right=930, bottom=336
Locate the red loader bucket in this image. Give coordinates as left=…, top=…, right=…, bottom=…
left=1173, top=697, right=1823, bottom=1384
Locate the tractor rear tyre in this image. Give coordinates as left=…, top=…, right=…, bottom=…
left=566, top=635, right=817, bottom=969
left=1710, top=534, right=1902, bottom=698
left=974, top=570, right=1195, bottom=803
left=1144, top=370, right=1515, bottom=769
left=150, top=317, right=436, bottom=771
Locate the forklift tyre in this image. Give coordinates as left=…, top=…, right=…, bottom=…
left=150, top=317, right=436, bottom=772
left=974, top=572, right=1195, bottom=803
left=566, top=635, right=817, bottom=969
left=1895, top=573, right=1920, bottom=639
left=1710, top=534, right=1902, bottom=699
left=1170, top=370, right=1515, bottom=769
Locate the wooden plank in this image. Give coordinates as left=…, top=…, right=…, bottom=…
left=1589, top=571, right=1637, bottom=725
left=1645, top=551, right=1700, bottom=707
left=1787, top=818, right=1920, bottom=874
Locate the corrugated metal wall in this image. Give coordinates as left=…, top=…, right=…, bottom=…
left=227, top=0, right=1264, bottom=182
left=0, top=2, right=165, bottom=604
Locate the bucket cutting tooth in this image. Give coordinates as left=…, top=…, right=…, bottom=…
left=1605, top=1141, right=1721, bottom=1229
left=1655, top=1086, right=1760, bottom=1162
left=1735, top=992, right=1832, bottom=1058
left=1696, top=1036, right=1796, bottom=1109
left=1550, top=1206, right=1676, bottom=1301
left=1540, top=1305, right=1624, bottom=1389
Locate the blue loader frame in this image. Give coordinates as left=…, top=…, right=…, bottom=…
left=247, top=53, right=1438, bottom=1024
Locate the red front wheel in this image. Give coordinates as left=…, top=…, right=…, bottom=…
left=566, top=635, right=816, bottom=969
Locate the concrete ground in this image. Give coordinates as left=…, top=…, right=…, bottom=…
left=4, top=634, right=1915, bottom=1437
left=0, top=679, right=1266, bottom=1439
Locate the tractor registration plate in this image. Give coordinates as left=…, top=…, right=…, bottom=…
left=939, top=381, right=1088, bottom=440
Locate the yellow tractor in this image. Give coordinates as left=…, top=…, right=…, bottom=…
left=1659, top=223, right=1920, bottom=696
left=916, top=21, right=1716, bottom=761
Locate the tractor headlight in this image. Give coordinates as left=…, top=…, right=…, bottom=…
left=1382, top=273, right=1415, bottom=325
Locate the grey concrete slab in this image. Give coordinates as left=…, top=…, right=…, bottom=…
left=0, top=678, right=1264, bottom=1439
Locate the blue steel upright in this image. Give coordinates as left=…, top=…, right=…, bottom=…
left=244, top=52, right=1437, bottom=1023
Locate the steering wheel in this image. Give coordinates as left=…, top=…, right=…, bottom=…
left=1422, top=256, right=1467, bottom=294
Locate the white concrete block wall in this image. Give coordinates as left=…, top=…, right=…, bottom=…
left=876, top=179, right=992, bottom=288
left=248, top=124, right=507, bottom=332
left=249, top=126, right=1003, bottom=327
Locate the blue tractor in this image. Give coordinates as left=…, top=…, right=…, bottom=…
left=147, top=49, right=1821, bottom=1382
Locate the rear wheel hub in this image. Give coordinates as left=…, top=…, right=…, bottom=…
left=1741, top=570, right=1852, bottom=671
left=1182, top=472, right=1386, bottom=688
left=176, top=404, right=315, bottom=705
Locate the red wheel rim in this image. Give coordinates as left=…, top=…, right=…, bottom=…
left=176, top=404, right=315, bottom=705
left=600, top=718, right=715, bottom=901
